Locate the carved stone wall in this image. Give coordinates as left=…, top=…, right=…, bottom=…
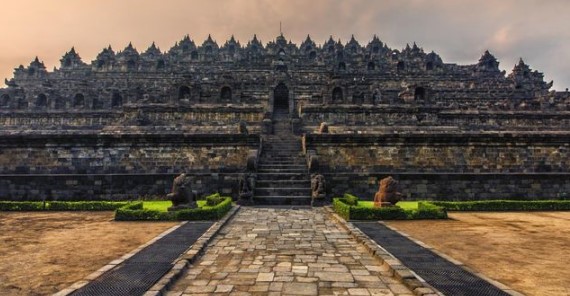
left=0, top=134, right=259, bottom=200
left=305, top=134, right=570, bottom=200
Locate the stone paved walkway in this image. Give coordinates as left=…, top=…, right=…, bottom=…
left=166, top=207, right=414, bottom=296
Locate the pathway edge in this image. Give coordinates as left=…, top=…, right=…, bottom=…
left=143, top=205, right=241, bottom=296
left=381, top=222, right=526, bottom=296
left=325, top=206, right=443, bottom=296
left=52, top=221, right=188, bottom=296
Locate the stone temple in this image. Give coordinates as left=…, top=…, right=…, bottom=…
left=0, top=34, right=569, bottom=203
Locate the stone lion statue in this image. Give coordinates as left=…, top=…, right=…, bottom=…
left=167, top=173, right=196, bottom=211
left=311, top=174, right=326, bottom=206
left=238, top=173, right=256, bottom=201
left=374, top=176, right=403, bottom=207
left=311, top=174, right=326, bottom=199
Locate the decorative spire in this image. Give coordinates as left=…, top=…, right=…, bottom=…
left=143, top=42, right=162, bottom=57
left=119, top=42, right=139, bottom=57
left=30, top=56, right=45, bottom=68
left=477, top=50, right=500, bottom=72
left=60, top=47, right=84, bottom=67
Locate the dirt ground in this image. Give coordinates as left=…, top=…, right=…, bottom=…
left=386, top=212, right=570, bottom=296
left=0, top=212, right=178, bottom=296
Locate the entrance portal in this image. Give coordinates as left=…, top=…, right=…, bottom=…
left=274, top=83, right=289, bottom=111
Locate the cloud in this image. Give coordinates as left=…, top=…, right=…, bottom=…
left=1, top=0, right=569, bottom=89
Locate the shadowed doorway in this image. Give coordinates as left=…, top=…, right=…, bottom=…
left=274, top=83, right=289, bottom=112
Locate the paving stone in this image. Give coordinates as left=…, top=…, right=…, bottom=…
left=183, top=285, right=215, bottom=293
left=214, top=284, right=233, bottom=293
left=249, top=283, right=270, bottom=292
left=368, top=288, right=396, bottom=296
left=283, top=282, right=318, bottom=295
left=256, top=272, right=274, bottom=282
left=163, top=208, right=413, bottom=295
left=354, top=275, right=381, bottom=282
left=349, top=288, right=371, bottom=295
left=315, top=271, right=355, bottom=282
left=292, top=265, right=309, bottom=274
left=388, top=283, right=413, bottom=294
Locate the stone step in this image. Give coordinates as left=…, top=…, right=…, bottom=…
left=259, top=158, right=306, bottom=166
left=262, top=149, right=301, bottom=152
left=256, top=173, right=308, bottom=181
left=261, top=153, right=302, bottom=158
left=255, top=188, right=311, bottom=196
left=256, top=180, right=311, bottom=187
left=259, top=156, right=304, bottom=160
left=258, top=160, right=307, bottom=168
left=261, top=152, right=301, bottom=157
left=258, top=168, right=307, bottom=174
left=258, top=164, right=307, bottom=169
left=263, top=147, right=300, bottom=151
left=264, top=143, right=300, bottom=146
left=252, top=196, right=312, bottom=205
left=260, top=155, right=303, bottom=159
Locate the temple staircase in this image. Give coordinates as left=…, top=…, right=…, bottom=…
left=254, top=109, right=312, bottom=205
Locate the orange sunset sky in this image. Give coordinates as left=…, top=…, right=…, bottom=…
left=1, top=0, right=569, bottom=89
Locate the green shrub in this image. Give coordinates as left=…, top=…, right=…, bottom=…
left=0, top=201, right=46, bottom=211
left=205, top=193, right=225, bottom=207
left=333, top=197, right=447, bottom=220
left=0, top=201, right=129, bottom=211
left=333, top=198, right=351, bottom=220
left=115, top=202, right=174, bottom=221
left=47, top=201, right=129, bottom=211
left=351, top=205, right=408, bottom=220
left=343, top=193, right=359, bottom=206
left=432, top=200, right=570, bottom=211
left=114, top=197, right=233, bottom=221
left=176, top=197, right=232, bottom=220
left=408, top=202, right=448, bottom=219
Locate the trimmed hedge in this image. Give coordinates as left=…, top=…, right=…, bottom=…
left=333, top=197, right=447, bottom=220
left=343, top=193, right=359, bottom=206
left=0, top=201, right=129, bottom=211
left=432, top=200, right=570, bottom=211
left=114, top=202, right=173, bottom=221
left=332, top=198, right=351, bottom=220
left=114, top=196, right=233, bottom=221
left=205, top=193, right=225, bottom=207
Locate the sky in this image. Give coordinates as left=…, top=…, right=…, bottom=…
left=1, top=0, right=569, bottom=90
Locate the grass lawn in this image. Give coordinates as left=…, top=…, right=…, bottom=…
left=358, top=201, right=419, bottom=210
left=143, top=200, right=207, bottom=212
